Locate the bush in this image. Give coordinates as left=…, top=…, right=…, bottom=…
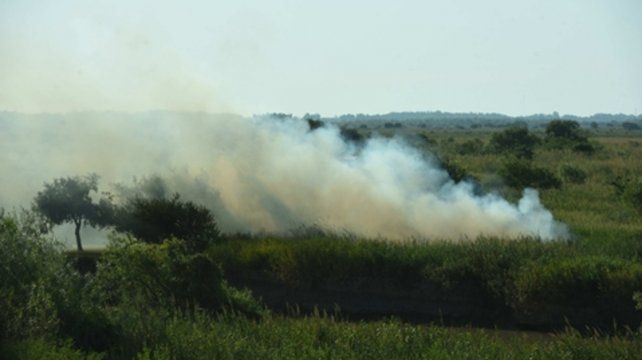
left=88, top=238, right=265, bottom=357
left=306, top=118, right=325, bottom=130
left=455, top=138, right=484, bottom=155
left=572, top=141, right=596, bottom=154
left=545, top=120, right=584, bottom=141
left=488, top=127, right=540, bottom=159
left=0, top=211, right=115, bottom=351
left=212, top=235, right=642, bottom=331
left=113, top=194, right=220, bottom=251
left=610, top=172, right=642, bottom=212
left=543, top=137, right=597, bottom=155
left=339, top=127, right=365, bottom=144
left=610, top=172, right=635, bottom=196
left=513, top=256, right=642, bottom=326
left=418, top=133, right=437, bottom=146
left=384, top=122, right=403, bottom=129
left=560, top=164, right=588, bottom=184
left=543, top=120, right=597, bottom=155
left=0, top=212, right=65, bottom=339
left=622, top=122, right=640, bottom=131
left=94, top=238, right=265, bottom=317
left=623, top=181, right=642, bottom=213
left=499, top=159, right=561, bottom=190
left=440, top=159, right=478, bottom=184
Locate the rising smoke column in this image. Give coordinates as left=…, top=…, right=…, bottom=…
left=203, top=115, right=568, bottom=239
left=0, top=112, right=568, bottom=243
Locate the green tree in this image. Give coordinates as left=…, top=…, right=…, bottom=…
left=499, top=159, right=561, bottom=190
left=113, top=194, right=220, bottom=251
left=488, top=127, right=540, bottom=159
left=440, top=159, right=477, bottom=184
left=622, top=122, right=641, bottom=131
left=33, top=174, right=112, bottom=251
left=545, top=120, right=583, bottom=140
left=544, top=120, right=596, bottom=154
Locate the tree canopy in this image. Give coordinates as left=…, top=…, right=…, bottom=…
left=113, top=194, right=220, bottom=251
left=545, top=120, right=584, bottom=140
left=488, top=127, right=540, bottom=159
left=33, top=174, right=111, bottom=251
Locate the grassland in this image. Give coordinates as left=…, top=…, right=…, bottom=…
left=4, top=314, right=641, bottom=359
left=204, top=127, right=642, bottom=329
left=2, top=125, right=641, bottom=358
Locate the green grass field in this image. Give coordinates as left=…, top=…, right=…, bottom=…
left=4, top=314, right=641, bottom=359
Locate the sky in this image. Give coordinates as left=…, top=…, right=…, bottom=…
left=1, top=0, right=640, bottom=116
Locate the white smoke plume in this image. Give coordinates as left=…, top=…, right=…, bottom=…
left=0, top=111, right=568, bottom=245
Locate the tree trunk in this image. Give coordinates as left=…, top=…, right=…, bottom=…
left=74, top=219, right=83, bottom=252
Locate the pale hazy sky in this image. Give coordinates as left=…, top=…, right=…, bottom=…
left=1, top=0, right=640, bottom=116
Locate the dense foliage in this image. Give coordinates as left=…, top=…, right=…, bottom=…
left=209, top=235, right=642, bottom=329
left=488, top=127, right=540, bottom=159
left=499, top=158, right=562, bottom=190
left=112, top=195, right=221, bottom=251
left=543, top=120, right=596, bottom=154
left=33, top=174, right=112, bottom=251
left=0, top=211, right=265, bottom=358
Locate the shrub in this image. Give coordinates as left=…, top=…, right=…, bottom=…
left=622, top=122, right=640, bottom=131
left=0, top=211, right=115, bottom=351
left=543, top=137, right=597, bottom=155
left=0, top=212, right=65, bottom=339
left=543, top=120, right=597, bottom=154
left=418, top=133, right=437, bottom=146
left=610, top=172, right=642, bottom=212
left=572, top=141, right=596, bottom=154
left=559, top=164, right=588, bottom=184
left=88, top=238, right=265, bottom=356
left=339, top=127, right=365, bottom=144
left=623, top=181, right=642, bottom=213
left=455, top=138, right=484, bottom=155
left=94, top=238, right=265, bottom=317
left=440, top=159, right=478, bottom=184
left=113, top=194, right=220, bottom=251
left=545, top=120, right=584, bottom=141
left=610, top=172, right=635, bottom=196
left=384, top=122, right=403, bottom=129
left=306, top=118, right=325, bottom=130
left=499, top=159, right=561, bottom=190
left=488, top=127, right=540, bottom=159
left=513, top=256, right=642, bottom=326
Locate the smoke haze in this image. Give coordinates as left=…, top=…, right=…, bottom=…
left=0, top=112, right=568, bottom=246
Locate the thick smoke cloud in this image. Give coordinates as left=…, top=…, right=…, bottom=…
left=0, top=112, right=568, bottom=246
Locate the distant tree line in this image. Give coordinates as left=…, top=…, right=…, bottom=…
left=323, top=111, right=642, bottom=130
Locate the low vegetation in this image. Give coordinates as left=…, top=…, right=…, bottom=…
left=208, top=235, right=641, bottom=329
left=2, top=119, right=642, bottom=357
left=1, top=213, right=640, bottom=359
